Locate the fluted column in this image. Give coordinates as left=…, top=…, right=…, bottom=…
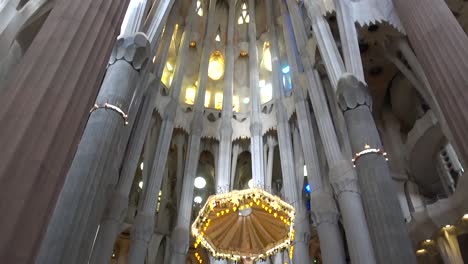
left=0, top=1, right=131, bottom=262
left=216, top=0, right=236, bottom=196
left=265, top=136, right=277, bottom=193
left=174, top=134, right=186, bottom=208
left=170, top=0, right=218, bottom=263
left=301, top=0, right=344, bottom=88
left=281, top=3, right=346, bottom=263
left=437, top=228, right=464, bottom=264
left=231, top=144, right=241, bottom=189
left=247, top=0, right=265, bottom=188
left=126, top=1, right=198, bottom=262
left=392, top=0, right=468, bottom=166
left=336, top=74, right=416, bottom=263
left=332, top=0, right=364, bottom=82
left=290, top=129, right=310, bottom=264
left=120, top=0, right=148, bottom=37
left=36, top=32, right=150, bottom=264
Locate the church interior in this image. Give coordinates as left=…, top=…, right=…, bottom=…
left=1, top=0, right=468, bottom=263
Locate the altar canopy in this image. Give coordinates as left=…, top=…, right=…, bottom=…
left=191, top=188, right=296, bottom=261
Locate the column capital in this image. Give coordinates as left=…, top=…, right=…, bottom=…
left=310, top=191, right=341, bottom=225
left=131, top=211, right=155, bottom=244
left=109, top=32, right=150, bottom=70
left=329, top=159, right=360, bottom=196
left=102, top=191, right=130, bottom=224
left=336, top=73, right=372, bottom=112
left=267, top=135, right=278, bottom=149
left=173, top=133, right=185, bottom=148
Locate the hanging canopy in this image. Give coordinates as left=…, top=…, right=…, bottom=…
left=191, top=188, right=295, bottom=261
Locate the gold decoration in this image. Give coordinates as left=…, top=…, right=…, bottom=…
left=191, top=188, right=296, bottom=261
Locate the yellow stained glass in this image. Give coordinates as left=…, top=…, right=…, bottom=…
left=185, top=87, right=196, bottom=105
left=215, top=93, right=223, bottom=110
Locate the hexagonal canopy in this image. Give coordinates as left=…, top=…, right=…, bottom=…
left=191, top=188, right=295, bottom=261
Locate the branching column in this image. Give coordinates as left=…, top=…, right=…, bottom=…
left=216, top=0, right=236, bottom=196
left=284, top=1, right=375, bottom=263
left=336, top=74, right=416, bottom=263
left=392, top=0, right=468, bottom=165
left=170, top=0, right=218, bottom=263
left=36, top=33, right=150, bottom=264
left=126, top=1, right=198, bottom=262
left=247, top=0, right=265, bottom=188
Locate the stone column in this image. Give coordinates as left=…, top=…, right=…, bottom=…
left=126, top=1, right=198, bottom=262
left=336, top=74, right=416, bottom=264
left=174, top=134, right=186, bottom=209
left=89, top=86, right=158, bottom=264
left=170, top=0, right=218, bottom=262
left=231, top=144, right=241, bottom=189
left=247, top=0, right=265, bottom=188
left=0, top=0, right=131, bottom=262
left=281, top=2, right=346, bottom=263
left=265, top=136, right=277, bottom=193
left=332, top=0, right=364, bottom=83
left=120, top=0, right=148, bottom=37
left=36, top=32, right=150, bottom=264
left=90, top=8, right=175, bottom=264
left=392, top=0, right=468, bottom=166
left=437, top=228, right=464, bottom=264
left=216, top=0, right=236, bottom=196
left=301, top=0, right=345, bottom=88
left=290, top=129, right=310, bottom=264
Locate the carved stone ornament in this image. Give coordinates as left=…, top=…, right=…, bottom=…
left=336, top=73, right=373, bottom=112
left=109, top=32, right=150, bottom=70
left=309, top=191, right=341, bottom=225
left=329, top=159, right=360, bottom=195
left=131, top=212, right=155, bottom=243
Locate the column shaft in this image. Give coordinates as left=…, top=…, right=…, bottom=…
left=170, top=0, right=218, bottom=262
left=336, top=74, right=416, bottom=263
left=0, top=0, right=130, bottom=262
left=281, top=3, right=346, bottom=263
left=216, top=0, right=236, bottom=195
left=392, top=0, right=468, bottom=165
left=36, top=33, right=149, bottom=264
left=126, top=1, right=197, bottom=261
left=248, top=0, right=265, bottom=188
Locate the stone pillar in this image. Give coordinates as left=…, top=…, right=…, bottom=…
left=35, top=33, right=149, bottom=264
left=126, top=0, right=198, bottom=261
left=0, top=0, right=131, bottom=262
left=174, top=134, right=186, bottom=209
left=290, top=132, right=310, bottom=264
left=437, top=228, right=464, bottom=264
left=280, top=2, right=346, bottom=263
left=336, top=74, right=416, bottom=264
left=265, top=136, right=277, bottom=193
left=247, top=0, right=265, bottom=188
left=90, top=7, right=174, bottom=264
left=332, top=0, right=364, bottom=83
left=301, top=0, right=345, bottom=88
left=216, top=0, right=236, bottom=196
left=230, top=144, right=241, bottom=189
left=392, top=0, right=468, bottom=166
left=170, top=0, right=218, bottom=262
